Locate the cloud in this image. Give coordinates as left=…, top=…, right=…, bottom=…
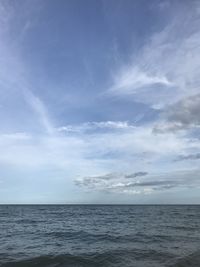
left=176, top=153, right=200, bottom=161
left=125, top=172, right=148, bottom=178
left=107, top=2, right=200, bottom=107
left=57, top=121, right=136, bottom=134
left=154, top=94, right=200, bottom=132
left=75, top=169, right=200, bottom=194
left=0, top=1, right=53, bottom=135
left=109, top=67, right=173, bottom=96
left=0, top=122, right=191, bottom=170
left=23, top=89, right=54, bottom=134
left=166, top=94, right=200, bottom=128
left=0, top=118, right=198, bottom=200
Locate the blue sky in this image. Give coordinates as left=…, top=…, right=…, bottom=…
left=0, top=0, right=200, bottom=203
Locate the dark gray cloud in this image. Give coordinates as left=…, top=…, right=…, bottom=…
left=154, top=94, right=200, bottom=132
left=77, top=172, right=148, bottom=185
left=75, top=170, right=200, bottom=194
left=128, top=180, right=176, bottom=187
left=75, top=173, right=118, bottom=188
left=125, top=172, right=148, bottom=178
left=106, top=180, right=178, bottom=191
left=176, top=153, right=200, bottom=161
left=168, top=94, right=200, bottom=126
left=124, top=180, right=178, bottom=191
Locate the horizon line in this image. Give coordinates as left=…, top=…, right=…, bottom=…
left=0, top=203, right=200, bottom=206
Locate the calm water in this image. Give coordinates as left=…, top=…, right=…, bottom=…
left=0, top=205, right=200, bottom=267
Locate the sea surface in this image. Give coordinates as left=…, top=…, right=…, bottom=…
left=0, top=205, right=200, bottom=267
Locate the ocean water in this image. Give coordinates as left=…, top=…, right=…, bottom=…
left=0, top=205, right=200, bottom=267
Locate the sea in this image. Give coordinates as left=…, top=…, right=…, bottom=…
left=0, top=205, right=200, bottom=267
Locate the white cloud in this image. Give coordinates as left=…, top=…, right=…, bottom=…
left=109, top=67, right=173, bottom=96
left=108, top=2, right=200, bottom=107
left=0, top=121, right=197, bottom=179
left=57, top=121, right=136, bottom=133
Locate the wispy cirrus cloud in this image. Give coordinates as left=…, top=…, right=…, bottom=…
left=23, top=89, right=54, bottom=134
left=109, top=67, right=173, bottom=97
left=0, top=1, right=53, bottom=135
left=108, top=2, right=200, bottom=108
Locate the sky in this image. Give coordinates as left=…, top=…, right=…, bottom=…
left=0, top=0, right=200, bottom=204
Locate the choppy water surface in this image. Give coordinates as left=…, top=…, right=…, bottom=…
left=0, top=205, right=200, bottom=267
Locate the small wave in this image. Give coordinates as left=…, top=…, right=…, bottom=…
left=16, top=219, right=43, bottom=224
left=45, top=230, right=179, bottom=245
left=170, top=250, right=200, bottom=267
left=45, top=230, right=131, bottom=243
left=167, top=225, right=196, bottom=231
left=1, top=249, right=175, bottom=267
left=1, top=254, right=96, bottom=267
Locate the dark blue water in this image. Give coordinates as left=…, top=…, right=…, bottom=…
left=0, top=205, right=200, bottom=267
